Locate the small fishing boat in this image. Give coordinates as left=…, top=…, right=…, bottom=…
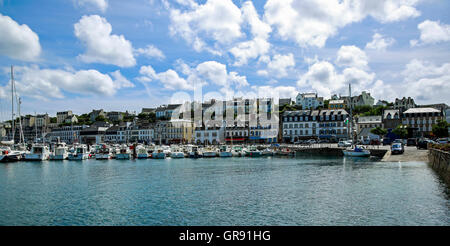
left=25, top=143, right=50, bottom=161
left=50, top=142, right=69, bottom=160
left=203, top=147, right=218, bottom=158
left=219, top=145, right=232, bottom=157
left=261, top=148, right=274, bottom=156
left=68, top=144, right=89, bottom=160
left=136, top=145, right=149, bottom=159
left=245, top=146, right=262, bottom=157
left=343, top=146, right=371, bottom=157
left=170, top=145, right=185, bottom=158
left=152, top=147, right=166, bottom=159
left=116, top=145, right=131, bottom=160
left=188, top=145, right=202, bottom=158
left=95, top=144, right=112, bottom=160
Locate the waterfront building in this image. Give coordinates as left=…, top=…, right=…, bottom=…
left=282, top=110, right=316, bottom=143
left=328, top=100, right=345, bottom=109
left=194, top=126, right=224, bottom=145
left=394, top=97, right=416, bottom=112
left=56, top=111, right=73, bottom=124
left=356, top=116, right=383, bottom=133
left=47, top=125, right=88, bottom=143
left=154, top=120, right=193, bottom=144
left=80, top=125, right=109, bottom=145
left=376, top=100, right=388, bottom=107
left=296, top=93, right=324, bottom=109
left=402, top=107, right=443, bottom=138
left=315, top=109, right=349, bottom=141
left=356, top=116, right=383, bottom=139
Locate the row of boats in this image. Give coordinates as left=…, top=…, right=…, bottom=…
left=0, top=143, right=297, bottom=162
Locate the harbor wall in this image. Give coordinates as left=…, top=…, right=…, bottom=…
left=428, top=149, right=450, bottom=185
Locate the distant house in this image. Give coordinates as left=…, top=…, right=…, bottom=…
left=356, top=115, right=383, bottom=135
left=155, top=104, right=182, bottom=119
left=64, top=115, right=78, bottom=124
left=90, top=109, right=106, bottom=122
left=57, top=111, right=73, bottom=124
left=278, top=98, right=292, bottom=106
left=394, top=97, right=416, bottom=112
left=296, top=93, right=324, bottom=109
left=141, top=108, right=156, bottom=115
left=341, top=91, right=375, bottom=108
left=402, top=107, right=443, bottom=138
left=328, top=100, right=345, bottom=109
left=106, top=111, right=123, bottom=122
left=383, top=109, right=401, bottom=130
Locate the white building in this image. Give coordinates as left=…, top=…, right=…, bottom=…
left=296, top=93, right=324, bottom=109
left=48, top=125, right=89, bottom=143
left=314, top=109, right=349, bottom=140
left=402, top=108, right=443, bottom=137
left=282, top=110, right=316, bottom=142
left=356, top=115, right=383, bottom=134
left=194, top=127, right=224, bottom=145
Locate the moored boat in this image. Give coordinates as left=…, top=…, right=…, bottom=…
left=68, top=144, right=89, bottom=160
left=343, top=146, right=371, bottom=157
left=25, top=144, right=50, bottom=161
left=50, top=142, right=69, bottom=160
left=219, top=145, right=232, bottom=157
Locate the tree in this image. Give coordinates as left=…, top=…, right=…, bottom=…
left=370, top=127, right=388, bottom=139
left=95, top=115, right=106, bottom=122
left=50, top=117, right=57, bottom=123
left=392, top=125, right=408, bottom=139
left=432, top=120, right=449, bottom=138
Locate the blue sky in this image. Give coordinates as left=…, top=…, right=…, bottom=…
left=0, top=0, right=449, bottom=120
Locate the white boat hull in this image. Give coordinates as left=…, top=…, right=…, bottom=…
left=96, top=154, right=111, bottom=160
left=171, top=152, right=185, bottom=158
left=203, top=152, right=218, bottom=158
left=137, top=153, right=149, bottom=159
left=343, top=150, right=371, bottom=157
left=116, top=153, right=131, bottom=159
left=50, top=154, right=68, bottom=160
left=152, top=152, right=166, bottom=159
left=219, top=152, right=232, bottom=157
left=25, top=153, right=49, bottom=161
left=68, top=154, right=89, bottom=160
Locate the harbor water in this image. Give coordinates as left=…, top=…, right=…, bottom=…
left=0, top=157, right=449, bottom=225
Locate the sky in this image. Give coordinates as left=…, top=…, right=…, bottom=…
left=0, top=0, right=449, bottom=120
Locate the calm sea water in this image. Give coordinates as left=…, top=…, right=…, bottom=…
left=0, top=157, right=449, bottom=226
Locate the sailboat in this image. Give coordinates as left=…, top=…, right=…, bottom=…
left=342, top=83, right=371, bottom=157
left=0, top=66, right=26, bottom=162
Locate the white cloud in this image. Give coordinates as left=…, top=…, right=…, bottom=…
left=258, top=53, right=295, bottom=78
left=0, top=14, right=41, bottom=61
left=138, top=60, right=249, bottom=92
left=74, top=15, right=136, bottom=67
left=336, top=45, right=368, bottom=70
left=251, top=85, right=299, bottom=100
left=229, top=1, right=272, bottom=66
left=411, top=20, right=450, bottom=46
left=264, top=0, right=420, bottom=48
left=135, top=44, right=165, bottom=59
left=1, top=65, right=132, bottom=100
left=169, top=0, right=243, bottom=53
left=400, top=59, right=450, bottom=104
left=297, top=61, right=344, bottom=97
left=365, top=33, right=395, bottom=51
left=76, top=0, right=108, bottom=13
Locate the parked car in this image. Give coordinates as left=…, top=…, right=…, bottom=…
left=417, top=139, right=432, bottom=149
left=391, top=143, right=404, bottom=154
left=436, top=138, right=449, bottom=144
left=407, top=138, right=417, bottom=146
left=382, top=138, right=393, bottom=146
left=306, top=139, right=317, bottom=144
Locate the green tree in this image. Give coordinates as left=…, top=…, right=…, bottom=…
left=392, top=125, right=408, bottom=139
left=95, top=115, right=106, bottom=122
left=432, top=120, right=449, bottom=138
left=50, top=117, right=57, bottom=123
left=370, top=127, right=388, bottom=139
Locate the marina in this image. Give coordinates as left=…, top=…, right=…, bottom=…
left=0, top=156, right=448, bottom=226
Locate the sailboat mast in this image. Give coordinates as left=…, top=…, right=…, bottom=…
left=348, top=83, right=353, bottom=144
left=11, top=66, right=15, bottom=142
